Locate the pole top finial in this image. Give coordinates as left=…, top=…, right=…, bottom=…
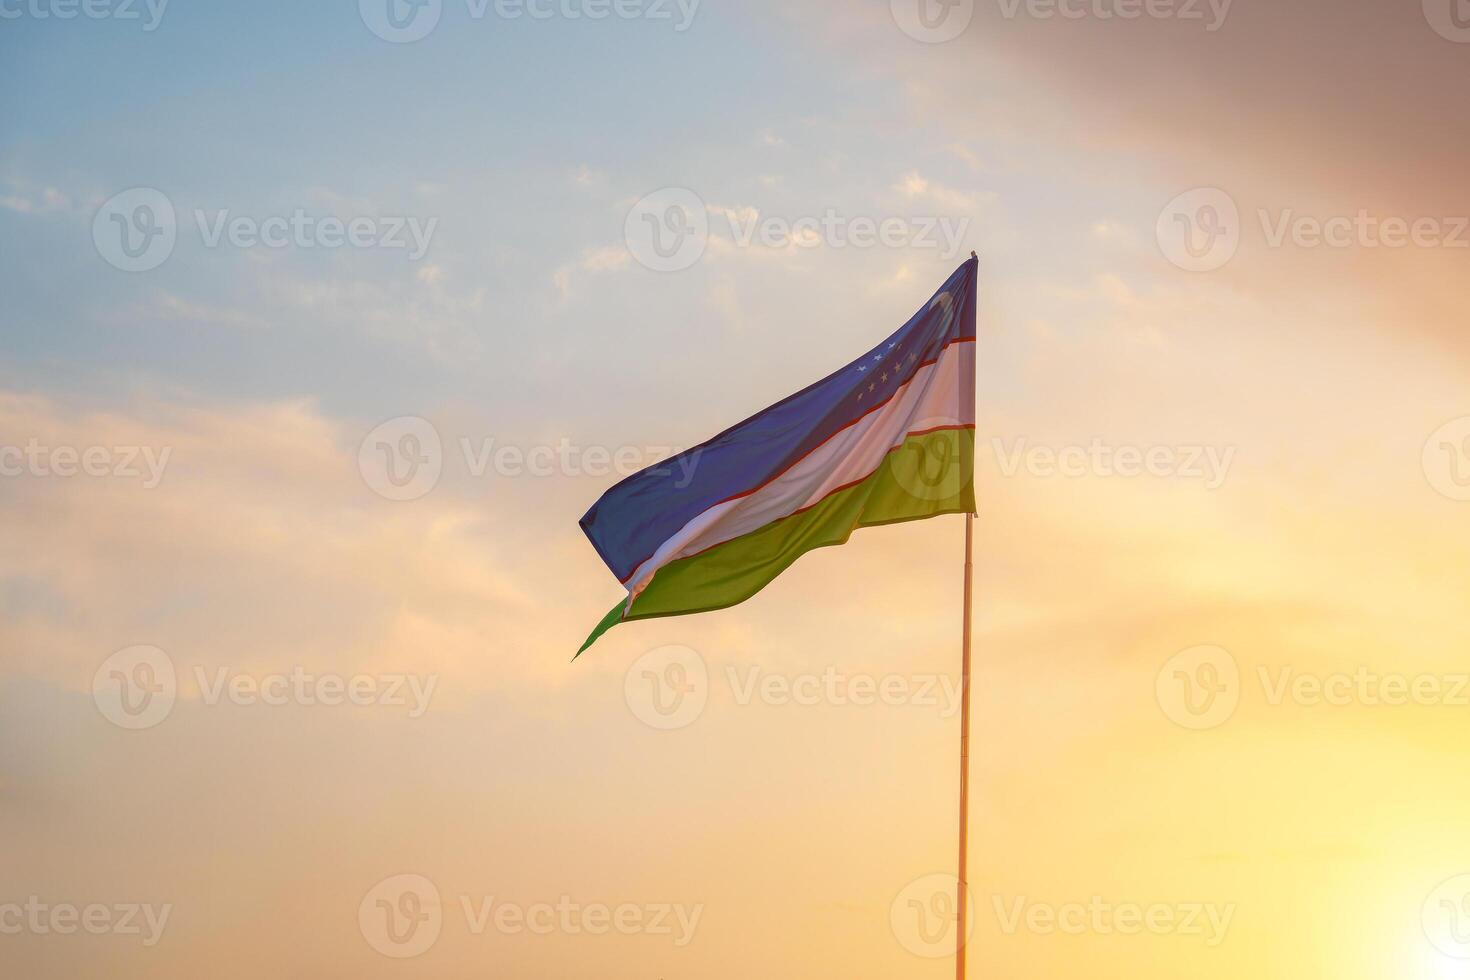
left=969, top=250, right=977, bottom=259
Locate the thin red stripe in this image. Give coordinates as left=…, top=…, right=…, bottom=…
left=631, top=423, right=976, bottom=583
left=617, top=337, right=975, bottom=585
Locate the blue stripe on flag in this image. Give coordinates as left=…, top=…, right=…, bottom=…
left=579, top=257, right=978, bottom=584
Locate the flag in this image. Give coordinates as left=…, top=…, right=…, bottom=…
left=577, top=256, right=977, bottom=655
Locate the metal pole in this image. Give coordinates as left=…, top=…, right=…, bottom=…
left=956, top=511, right=974, bottom=980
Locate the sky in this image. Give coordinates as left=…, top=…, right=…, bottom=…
left=3, top=1, right=1470, bottom=977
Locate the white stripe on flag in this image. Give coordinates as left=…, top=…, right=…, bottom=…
left=625, top=340, right=972, bottom=600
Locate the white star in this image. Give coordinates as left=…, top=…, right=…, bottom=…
left=856, top=365, right=866, bottom=373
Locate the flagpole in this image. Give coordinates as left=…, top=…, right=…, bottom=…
left=955, top=249, right=979, bottom=980
left=955, top=510, right=974, bottom=980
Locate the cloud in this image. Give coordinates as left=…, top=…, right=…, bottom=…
left=570, top=163, right=607, bottom=189
left=550, top=244, right=636, bottom=306
left=893, top=170, right=981, bottom=213
left=776, top=0, right=1470, bottom=360
left=0, top=391, right=567, bottom=700
left=0, top=181, right=75, bottom=215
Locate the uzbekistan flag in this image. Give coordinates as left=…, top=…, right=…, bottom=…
left=577, top=256, right=977, bottom=655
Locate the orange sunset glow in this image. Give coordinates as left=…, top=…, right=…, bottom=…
left=3, top=1, right=1469, bottom=977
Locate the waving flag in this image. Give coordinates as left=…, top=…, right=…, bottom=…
left=577, top=256, right=978, bottom=655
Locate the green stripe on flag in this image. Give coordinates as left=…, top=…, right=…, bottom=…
left=576, top=426, right=974, bottom=656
